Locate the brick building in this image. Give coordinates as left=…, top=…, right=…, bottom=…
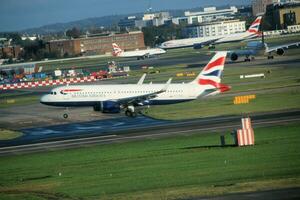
left=0, top=46, right=22, bottom=59
left=47, top=31, right=145, bottom=56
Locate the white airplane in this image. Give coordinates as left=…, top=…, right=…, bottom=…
left=112, top=43, right=166, bottom=60
left=40, top=52, right=230, bottom=118
left=228, top=40, right=300, bottom=61
left=160, top=16, right=262, bottom=49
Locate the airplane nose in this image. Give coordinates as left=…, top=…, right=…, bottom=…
left=40, top=95, right=49, bottom=105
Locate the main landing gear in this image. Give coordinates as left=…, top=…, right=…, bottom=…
left=244, top=55, right=252, bottom=62
left=125, top=105, right=137, bottom=118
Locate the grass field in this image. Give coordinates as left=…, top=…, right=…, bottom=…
left=0, top=123, right=299, bottom=199
left=145, top=89, right=300, bottom=120
left=0, top=95, right=39, bottom=109
left=142, top=57, right=300, bottom=120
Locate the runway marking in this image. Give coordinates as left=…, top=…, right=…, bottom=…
left=0, top=134, right=117, bottom=150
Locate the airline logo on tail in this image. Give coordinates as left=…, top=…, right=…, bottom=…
left=247, top=16, right=262, bottom=34
left=112, top=43, right=123, bottom=56
left=193, top=52, right=230, bottom=93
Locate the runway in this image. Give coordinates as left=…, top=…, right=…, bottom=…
left=0, top=109, right=299, bottom=156
left=195, top=187, right=300, bottom=200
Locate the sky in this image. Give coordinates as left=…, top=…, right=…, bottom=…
left=0, top=0, right=250, bottom=32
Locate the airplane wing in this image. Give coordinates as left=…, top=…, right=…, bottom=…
left=112, top=78, right=172, bottom=106
left=137, top=73, right=146, bottom=85
left=265, top=41, right=300, bottom=53
left=193, top=38, right=220, bottom=49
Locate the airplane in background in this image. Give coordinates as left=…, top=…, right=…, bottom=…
left=112, top=43, right=166, bottom=60
left=40, top=52, right=230, bottom=118
left=160, top=16, right=262, bottom=49
left=228, top=40, right=300, bottom=61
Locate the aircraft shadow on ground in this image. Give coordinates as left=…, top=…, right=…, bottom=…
left=181, top=144, right=236, bottom=150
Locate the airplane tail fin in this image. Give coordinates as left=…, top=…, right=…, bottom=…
left=112, top=43, right=123, bottom=56
left=247, top=16, right=262, bottom=34
left=191, top=51, right=230, bottom=93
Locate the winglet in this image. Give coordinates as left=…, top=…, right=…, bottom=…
left=264, top=43, right=270, bottom=53
left=161, top=78, right=172, bottom=92
left=137, top=73, right=146, bottom=85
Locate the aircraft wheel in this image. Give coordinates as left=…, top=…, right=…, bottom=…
left=63, top=113, right=68, bottom=119
left=130, top=112, right=137, bottom=118
left=125, top=110, right=131, bottom=117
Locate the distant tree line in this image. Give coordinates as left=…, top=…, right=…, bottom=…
left=142, top=24, right=184, bottom=47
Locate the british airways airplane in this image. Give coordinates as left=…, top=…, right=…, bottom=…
left=112, top=43, right=166, bottom=60
left=40, top=52, right=230, bottom=118
left=160, top=16, right=262, bottom=49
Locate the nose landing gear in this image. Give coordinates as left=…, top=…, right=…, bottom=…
left=63, top=108, right=69, bottom=119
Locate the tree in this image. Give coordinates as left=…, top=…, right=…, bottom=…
left=142, top=24, right=183, bottom=47
left=65, top=27, right=81, bottom=38
left=10, top=33, right=23, bottom=45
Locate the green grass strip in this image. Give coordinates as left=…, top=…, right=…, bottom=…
left=0, top=123, right=299, bottom=199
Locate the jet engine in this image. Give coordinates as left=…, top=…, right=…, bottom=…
left=276, top=48, right=284, bottom=55
left=93, top=101, right=121, bottom=113
left=230, top=53, right=238, bottom=61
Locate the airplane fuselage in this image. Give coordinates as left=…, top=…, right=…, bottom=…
left=117, top=48, right=166, bottom=58
left=160, top=32, right=256, bottom=49
left=40, top=84, right=204, bottom=107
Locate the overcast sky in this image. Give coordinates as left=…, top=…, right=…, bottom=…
left=0, top=0, right=251, bottom=32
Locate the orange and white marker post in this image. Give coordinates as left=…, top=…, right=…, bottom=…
left=236, top=117, right=255, bottom=146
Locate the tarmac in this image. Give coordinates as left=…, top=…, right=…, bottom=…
left=0, top=109, right=299, bottom=155
left=185, top=187, right=300, bottom=200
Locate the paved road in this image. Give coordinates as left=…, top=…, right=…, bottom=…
left=186, top=187, right=300, bottom=200
left=0, top=109, right=299, bottom=156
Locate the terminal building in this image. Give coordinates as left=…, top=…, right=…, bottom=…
left=118, top=16, right=138, bottom=30
left=47, top=31, right=145, bottom=56
left=134, top=12, right=172, bottom=29
left=172, top=6, right=238, bottom=25
left=182, top=19, right=246, bottom=38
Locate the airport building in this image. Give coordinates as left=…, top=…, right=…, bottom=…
left=134, top=12, right=171, bottom=29
left=252, top=0, right=300, bottom=16
left=182, top=19, right=246, bottom=38
left=264, top=2, right=300, bottom=29
left=0, top=46, right=22, bottom=59
left=172, top=6, right=238, bottom=25
left=47, top=31, right=145, bottom=56
left=252, top=0, right=277, bottom=16
left=118, top=16, right=137, bottom=30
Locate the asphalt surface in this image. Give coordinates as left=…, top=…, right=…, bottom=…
left=185, top=187, right=300, bottom=200
left=0, top=109, right=299, bottom=156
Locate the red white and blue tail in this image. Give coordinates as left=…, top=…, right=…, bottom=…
left=112, top=43, right=123, bottom=56
left=191, top=51, right=230, bottom=93
left=247, top=16, right=262, bottom=34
